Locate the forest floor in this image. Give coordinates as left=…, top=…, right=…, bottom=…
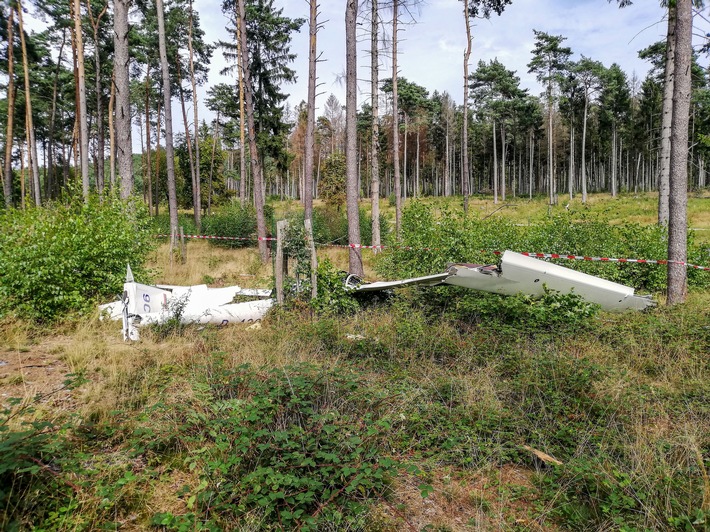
left=2, top=192, right=709, bottom=530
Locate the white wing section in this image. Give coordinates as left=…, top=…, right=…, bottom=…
left=445, top=251, right=655, bottom=311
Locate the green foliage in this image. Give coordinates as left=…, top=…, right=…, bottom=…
left=0, top=196, right=154, bottom=322
left=451, top=288, right=600, bottom=332
left=152, top=212, right=199, bottom=236
left=310, top=259, right=360, bottom=315
left=200, top=201, right=274, bottom=248
left=376, top=202, right=709, bottom=294
left=147, top=360, right=403, bottom=530
left=317, top=152, right=346, bottom=210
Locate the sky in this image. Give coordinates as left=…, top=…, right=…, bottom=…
left=192, top=0, right=684, bottom=124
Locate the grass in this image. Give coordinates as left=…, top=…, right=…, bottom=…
left=1, top=192, right=709, bottom=530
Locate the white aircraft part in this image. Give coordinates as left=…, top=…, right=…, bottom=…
left=351, top=272, right=449, bottom=292
left=100, top=270, right=273, bottom=341
left=445, top=251, right=655, bottom=311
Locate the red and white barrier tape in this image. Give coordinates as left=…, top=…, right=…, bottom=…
left=155, top=234, right=277, bottom=241
left=341, top=243, right=710, bottom=271
left=153, top=234, right=709, bottom=271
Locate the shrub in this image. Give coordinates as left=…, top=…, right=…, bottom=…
left=376, top=202, right=709, bottom=293
left=201, top=201, right=274, bottom=248
left=0, top=196, right=154, bottom=322
left=149, top=360, right=404, bottom=530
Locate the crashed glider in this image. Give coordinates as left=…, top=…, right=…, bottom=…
left=351, top=250, right=655, bottom=312
left=99, top=266, right=273, bottom=341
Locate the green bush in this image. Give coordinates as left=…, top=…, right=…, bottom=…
left=308, top=207, right=389, bottom=247
left=200, top=201, right=274, bottom=248
left=148, top=360, right=405, bottom=530
left=376, top=202, right=709, bottom=293
left=151, top=213, right=198, bottom=237
left=0, top=196, right=154, bottom=322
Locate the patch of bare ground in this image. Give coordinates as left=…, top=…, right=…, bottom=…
left=374, top=465, right=555, bottom=531
left=0, top=334, right=76, bottom=412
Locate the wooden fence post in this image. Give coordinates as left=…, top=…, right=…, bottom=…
left=275, top=220, right=288, bottom=304
left=304, top=218, right=318, bottom=299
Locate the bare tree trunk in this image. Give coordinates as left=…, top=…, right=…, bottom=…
left=188, top=0, right=201, bottom=231
left=492, top=120, right=498, bottom=203
left=108, top=70, right=116, bottom=188
left=3, top=7, right=15, bottom=207
left=304, top=0, right=318, bottom=288
left=154, top=96, right=162, bottom=216
left=370, top=0, right=381, bottom=250
left=667, top=0, right=691, bottom=305
left=345, top=0, right=363, bottom=276
left=17, top=0, right=40, bottom=205
left=144, top=70, right=153, bottom=215
left=391, top=0, right=402, bottom=237
left=156, top=0, right=179, bottom=247
left=176, top=57, right=198, bottom=216
left=236, top=4, right=247, bottom=206
left=658, top=3, right=676, bottom=225
left=208, top=111, right=219, bottom=215
left=48, top=32, right=67, bottom=199
left=238, top=0, right=268, bottom=261
left=88, top=1, right=108, bottom=195
left=581, top=94, right=589, bottom=203
left=501, top=123, right=507, bottom=201
left=611, top=126, right=618, bottom=197
left=462, top=0, right=472, bottom=213
left=568, top=123, right=574, bottom=200
left=72, top=0, right=90, bottom=199
left=114, top=0, right=133, bottom=197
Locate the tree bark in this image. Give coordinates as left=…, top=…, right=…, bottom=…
left=658, top=3, right=676, bottom=225
left=88, top=2, right=108, bottom=195
left=188, top=0, right=201, bottom=230
left=73, top=0, right=90, bottom=199
left=16, top=0, right=40, bottom=206
left=156, top=0, right=179, bottom=246
left=345, top=0, right=363, bottom=276
left=3, top=7, right=15, bottom=207
left=370, top=0, right=381, bottom=250
left=392, top=0, right=402, bottom=237
left=238, top=0, right=268, bottom=261
left=666, top=0, right=691, bottom=305
left=304, top=0, right=318, bottom=283
left=462, top=0, right=472, bottom=213
left=114, top=0, right=133, bottom=198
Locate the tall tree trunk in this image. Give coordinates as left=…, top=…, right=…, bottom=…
left=303, top=0, right=319, bottom=296
left=462, top=0, right=472, bottom=213
left=611, top=126, right=618, bottom=197
left=568, top=122, right=574, bottom=200
left=89, top=2, right=108, bottom=195
left=236, top=3, right=247, bottom=206
left=188, top=0, right=201, bottom=231
left=667, top=0, right=691, bottom=305
left=17, top=0, right=40, bottom=205
left=581, top=94, right=589, bottom=203
left=176, top=57, right=198, bottom=217
left=658, top=3, right=676, bottom=225
left=73, top=0, right=90, bottom=199
left=238, top=0, right=268, bottom=261
left=48, top=31, right=67, bottom=199
left=114, top=0, right=133, bottom=197
left=144, top=70, right=153, bottom=215
left=3, top=7, right=15, bottom=207
left=345, top=0, right=363, bottom=276
left=156, top=0, right=179, bottom=246
left=108, top=70, right=116, bottom=188
left=492, top=120, right=498, bottom=203
left=392, top=0, right=402, bottom=237
left=501, top=122, right=507, bottom=201
left=370, top=0, right=381, bottom=250
left=208, top=111, right=219, bottom=215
